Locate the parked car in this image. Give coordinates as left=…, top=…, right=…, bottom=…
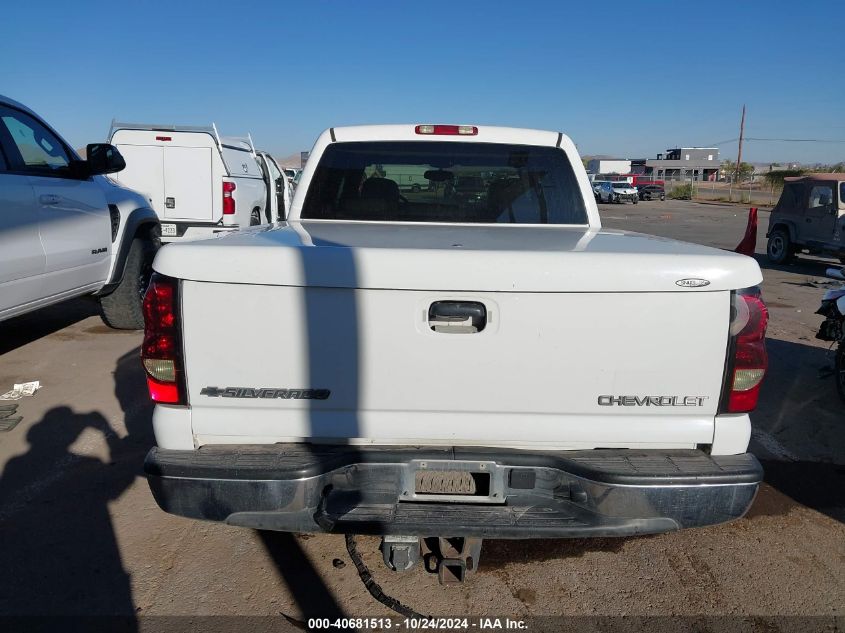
left=596, top=180, right=638, bottom=203
left=638, top=184, right=666, bottom=201
left=143, top=123, right=766, bottom=580
left=256, top=151, right=292, bottom=221
left=591, top=180, right=609, bottom=200
left=283, top=167, right=301, bottom=183
left=109, top=122, right=269, bottom=242
left=0, top=95, right=159, bottom=329
left=452, top=174, right=487, bottom=205
left=766, top=174, right=845, bottom=264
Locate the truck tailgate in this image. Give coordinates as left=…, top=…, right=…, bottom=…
left=182, top=281, right=729, bottom=449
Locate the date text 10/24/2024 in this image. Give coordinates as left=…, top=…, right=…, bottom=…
left=307, top=618, right=529, bottom=630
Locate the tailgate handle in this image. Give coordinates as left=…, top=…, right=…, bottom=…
left=428, top=301, right=486, bottom=333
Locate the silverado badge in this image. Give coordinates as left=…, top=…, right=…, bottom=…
left=200, top=387, right=330, bottom=400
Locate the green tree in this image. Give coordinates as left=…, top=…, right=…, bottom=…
left=763, top=169, right=805, bottom=188
left=722, top=160, right=754, bottom=182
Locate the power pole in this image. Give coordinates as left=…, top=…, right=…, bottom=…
left=734, top=104, right=746, bottom=184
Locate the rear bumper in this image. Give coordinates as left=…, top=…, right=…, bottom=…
left=144, top=445, right=762, bottom=538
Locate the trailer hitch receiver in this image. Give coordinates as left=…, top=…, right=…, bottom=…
left=381, top=535, right=420, bottom=572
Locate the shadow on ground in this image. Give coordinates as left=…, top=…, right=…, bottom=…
left=0, top=348, right=152, bottom=621
left=0, top=298, right=99, bottom=355
left=259, top=531, right=345, bottom=618
left=748, top=338, right=845, bottom=523
left=752, top=461, right=845, bottom=523
left=754, top=253, right=842, bottom=278
left=482, top=536, right=642, bottom=571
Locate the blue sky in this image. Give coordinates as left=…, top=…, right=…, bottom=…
left=2, top=0, right=843, bottom=164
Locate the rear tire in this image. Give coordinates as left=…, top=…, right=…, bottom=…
left=100, top=236, right=156, bottom=330
left=766, top=228, right=793, bottom=264
left=250, top=208, right=261, bottom=226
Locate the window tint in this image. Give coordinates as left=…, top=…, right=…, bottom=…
left=779, top=183, right=803, bottom=212
left=840, top=182, right=845, bottom=206
left=0, top=106, right=71, bottom=173
left=809, top=185, right=833, bottom=209
left=302, top=141, right=588, bottom=224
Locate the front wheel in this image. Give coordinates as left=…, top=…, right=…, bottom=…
left=767, top=229, right=794, bottom=264
left=836, top=344, right=845, bottom=404
left=633, top=197, right=638, bottom=204
left=100, top=236, right=157, bottom=330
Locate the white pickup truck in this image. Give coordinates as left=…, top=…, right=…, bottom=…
left=143, top=124, right=767, bottom=578
left=110, top=123, right=270, bottom=242
left=0, top=95, right=159, bottom=330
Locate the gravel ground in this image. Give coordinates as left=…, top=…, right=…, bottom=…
left=0, top=200, right=842, bottom=630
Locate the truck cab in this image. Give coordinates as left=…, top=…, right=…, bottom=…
left=766, top=174, right=845, bottom=264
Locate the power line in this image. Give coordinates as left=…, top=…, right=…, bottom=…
left=745, top=137, right=845, bottom=143
left=708, top=136, right=845, bottom=145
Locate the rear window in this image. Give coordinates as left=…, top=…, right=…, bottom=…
left=301, top=141, right=588, bottom=224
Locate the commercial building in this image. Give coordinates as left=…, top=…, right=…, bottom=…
left=637, top=147, right=720, bottom=182
left=587, top=158, right=631, bottom=175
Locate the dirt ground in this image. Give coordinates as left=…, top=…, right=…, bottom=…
left=0, top=200, right=843, bottom=630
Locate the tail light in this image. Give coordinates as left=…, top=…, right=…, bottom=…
left=222, top=181, right=236, bottom=215
left=415, top=124, right=478, bottom=136
left=142, top=274, right=186, bottom=405
left=722, top=287, right=769, bottom=413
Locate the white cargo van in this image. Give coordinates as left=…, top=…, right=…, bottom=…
left=109, top=122, right=268, bottom=242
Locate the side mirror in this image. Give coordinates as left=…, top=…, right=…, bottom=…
left=86, top=143, right=126, bottom=176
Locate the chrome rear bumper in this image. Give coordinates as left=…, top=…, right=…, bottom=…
left=145, top=445, right=761, bottom=538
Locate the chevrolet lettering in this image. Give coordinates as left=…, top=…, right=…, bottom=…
left=597, top=395, right=709, bottom=407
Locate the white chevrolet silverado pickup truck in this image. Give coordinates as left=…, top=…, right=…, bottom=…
left=142, top=124, right=767, bottom=579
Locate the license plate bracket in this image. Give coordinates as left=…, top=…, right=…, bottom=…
left=404, top=460, right=503, bottom=503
